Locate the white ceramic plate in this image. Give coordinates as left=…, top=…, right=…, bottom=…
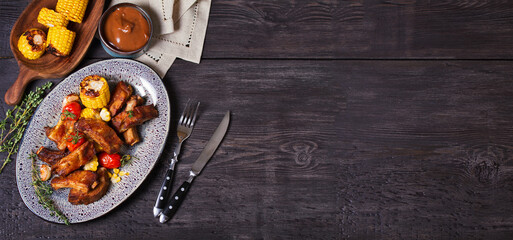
left=16, top=59, right=170, bottom=224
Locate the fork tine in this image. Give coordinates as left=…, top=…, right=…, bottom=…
left=182, top=101, right=192, bottom=127
left=184, top=101, right=195, bottom=127
left=179, top=99, right=191, bottom=125
left=190, top=102, right=200, bottom=127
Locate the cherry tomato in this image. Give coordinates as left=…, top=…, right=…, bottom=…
left=98, top=152, right=121, bottom=169
left=62, top=102, right=81, bottom=121
left=66, top=131, right=85, bottom=152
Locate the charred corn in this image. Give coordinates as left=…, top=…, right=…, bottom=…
left=37, top=8, right=68, bottom=28
left=18, top=28, right=46, bottom=60
left=47, top=26, right=75, bottom=57
left=80, top=75, right=110, bottom=109
left=56, top=0, right=88, bottom=23
left=80, top=108, right=101, bottom=119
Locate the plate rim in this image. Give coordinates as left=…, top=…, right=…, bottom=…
left=15, top=58, right=170, bottom=224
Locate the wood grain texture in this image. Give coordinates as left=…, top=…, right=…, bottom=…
left=4, top=0, right=513, bottom=59
left=3, top=0, right=513, bottom=239
left=5, top=0, right=105, bottom=105
left=2, top=59, right=513, bottom=239
left=202, top=0, right=513, bottom=59
left=0, top=58, right=343, bottom=239
left=336, top=61, right=513, bottom=239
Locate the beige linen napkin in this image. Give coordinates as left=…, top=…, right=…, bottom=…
left=109, top=0, right=211, bottom=77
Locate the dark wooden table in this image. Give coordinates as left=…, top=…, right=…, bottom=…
left=2, top=0, right=513, bottom=239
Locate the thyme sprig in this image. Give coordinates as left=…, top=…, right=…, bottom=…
left=61, top=110, right=76, bottom=120
left=66, top=130, right=83, bottom=144
left=30, top=153, right=70, bottom=225
left=0, top=82, right=52, bottom=173
left=121, top=154, right=138, bottom=167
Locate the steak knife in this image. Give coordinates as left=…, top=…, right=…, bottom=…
left=159, top=111, right=230, bottom=223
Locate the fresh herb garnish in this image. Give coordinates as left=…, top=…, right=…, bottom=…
left=30, top=153, right=70, bottom=225
left=0, top=82, right=52, bottom=173
left=61, top=110, right=76, bottom=120
left=120, top=154, right=138, bottom=167
left=67, top=130, right=83, bottom=144
left=127, top=110, right=134, bottom=118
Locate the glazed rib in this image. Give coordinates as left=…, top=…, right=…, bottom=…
left=52, top=141, right=96, bottom=176
left=68, top=167, right=110, bottom=205
left=122, top=95, right=144, bottom=146
left=111, top=105, right=159, bottom=133
left=36, top=146, right=68, bottom=166
left=123, top=128, right=140, bottom=146
left=107, top=81, right=133, bottom=116
left=51, top=170, right=98, bottom=193
left=75, top=118, right=124, bottom=154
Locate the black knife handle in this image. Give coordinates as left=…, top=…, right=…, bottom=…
left=160, top=181, right=191, bottom=222
left=154, top=168, right=175, bottom=210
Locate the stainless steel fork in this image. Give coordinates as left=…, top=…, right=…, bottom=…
left=153, top=100, right=200, bottom=217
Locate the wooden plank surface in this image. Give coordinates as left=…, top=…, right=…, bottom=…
left=0, top=58, right=343, bottom=239
left=336, top=61, right=513, bottom=239
left=3, top=0, right=513, bottom=59
left=1, top=59, right=513, bottom=239
left=3, top=0, right=513, bottom=239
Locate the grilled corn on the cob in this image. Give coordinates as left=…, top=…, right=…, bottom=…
left=80, top=75, right=110, bottom=109
left=56, top=0, right=88, bottom=23
left=47, top=26, right=75, bottom=57
left=37, top=8, right=68, bottom=28
left=18, top=28, right=46, bottom=60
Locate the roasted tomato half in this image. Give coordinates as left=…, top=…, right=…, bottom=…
left=62, top=102, right=82, bottom=121
left=98, top=152, right=121, bottom=169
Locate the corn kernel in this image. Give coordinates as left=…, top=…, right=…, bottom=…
left=56, top=0, right=88, bottom=23
left=80, top=108, right=101, bottom=119
left=100, top=108, right=111, bottom=121
left=83, top=155, right=99, bottom=171
left=113, top=168, right=120, bottom=174
left=111, top=176, right=121, bottom=183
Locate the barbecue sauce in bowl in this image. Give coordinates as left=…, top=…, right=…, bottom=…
left=102, top=6, right=150, bottom=52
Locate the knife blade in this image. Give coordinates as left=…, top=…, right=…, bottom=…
left=159, top=111, right=230, bottom=223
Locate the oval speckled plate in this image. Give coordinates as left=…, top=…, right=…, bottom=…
left=16, top=59, right=170, bottom=224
